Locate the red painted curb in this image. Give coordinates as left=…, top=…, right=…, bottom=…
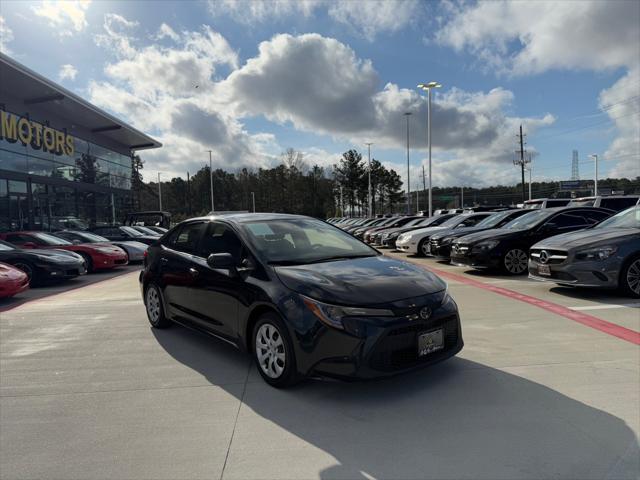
left=427, top=266, right=640, bottom=346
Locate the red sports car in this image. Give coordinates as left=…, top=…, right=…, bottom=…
left=0, top=232, right=128, bottom=272
left=0, top=262, right=29, bottom=298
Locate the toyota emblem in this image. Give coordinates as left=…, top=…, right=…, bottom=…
left=539, top=250, right=549, bottom=264
left=419, top=307, right=431, bottom=320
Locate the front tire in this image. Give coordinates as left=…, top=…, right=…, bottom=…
left=79, top=252, right=93, bottom=273
left=12, top=261, right=36, bottom=284
left=502, top=248, right=528, bottom=275
left=417, top=239, right=430, bottom=257
left=253, top=313, right=299, bottom=388
left=144, top=283, right=171, bottom=328
left=620, top=256, right=640, bottom=298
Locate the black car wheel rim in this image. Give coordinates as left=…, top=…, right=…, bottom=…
left=627, top=259, right=640, bottom=295
left=504, top=249, right=528, bottom=274
left=256, top=324, right=286, bottom=378
left=13, top=262, right=33, bottom=280
left=145, top=287, right=161, bottom=324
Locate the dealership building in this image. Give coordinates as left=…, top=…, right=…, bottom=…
left=0, top=53, right=161, bottom=232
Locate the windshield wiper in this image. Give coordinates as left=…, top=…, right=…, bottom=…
left=306, top=254, right=376, bottom=264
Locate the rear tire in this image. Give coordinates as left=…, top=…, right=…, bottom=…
left=253, top=313, right=299, bottom=388
left=620, top=256, right=640, bottom=298
left=144, top=283, right=171, bottom=328
left=12, top=261, right=36, bottom=285
left=502, top=248, right=528, bottom=275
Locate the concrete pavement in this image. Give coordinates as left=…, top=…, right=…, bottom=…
left=1, top=260, right=638, bottom=479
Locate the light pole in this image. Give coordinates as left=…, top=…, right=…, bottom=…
left=404, top=112, right=412, bottom=215
left=207, top=150, right=215, bottom=213
left=589, top=154, right=599, bottom=195
left=460, top=185, right=464, bottom=208
left=251, top=191, right=256, bottom=212
left=526, top=166, right=532, bottom=200
left=157, top=172, right=162, bottom=211
left=365, top=142, right=373, bottom=216
left=418, top=81, right=442, bottom=217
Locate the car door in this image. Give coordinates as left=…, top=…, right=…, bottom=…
left=158, top=221, right=208, bottom=325
left=187, top=222, right=248, bottom=340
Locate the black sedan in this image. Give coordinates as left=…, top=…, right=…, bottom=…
left=141, top=213, right=462, bottom=387
left=0, top=239, right=86, bottom=284
left=89, top=226, right=160, bottom=246
left=429, top=209, right=530, bottom=260
left=450, top=207, right=614, bottom=274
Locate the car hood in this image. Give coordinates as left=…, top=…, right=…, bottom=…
left=432, top=225, right=491, bottom=241
left=533, top=228, right=639, bottom=250
left=403, top=226, right=448, bottom=238
left=28, top=248, right=82, bottom=260
left=454, top=228, right=520, bottom=244
left=274, top=255, right=446, bottom=306
left=112, top=241, right=148, bottom=251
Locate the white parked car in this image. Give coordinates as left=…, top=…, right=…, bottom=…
left=396, top=213, right=492, bottom=256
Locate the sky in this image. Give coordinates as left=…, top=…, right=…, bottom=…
left=1, top=0, right=639, bottom=190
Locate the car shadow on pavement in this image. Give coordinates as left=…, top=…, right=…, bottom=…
left=152, top=326, right=639, bottom=480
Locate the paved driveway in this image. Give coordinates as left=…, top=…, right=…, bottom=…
left=1, top=259, right=638, bottom=479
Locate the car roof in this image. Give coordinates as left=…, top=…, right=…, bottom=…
left=185, top=212, right=315, bottom=225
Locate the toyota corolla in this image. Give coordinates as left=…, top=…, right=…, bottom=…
left=141, top=213, right=463, bottom=388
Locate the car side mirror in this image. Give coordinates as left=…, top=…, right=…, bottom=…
left=207, top=253, right=236, bottom=270
left=72, top=239, right=81, bottom=245
left=21, top=242, right=37, bottom=249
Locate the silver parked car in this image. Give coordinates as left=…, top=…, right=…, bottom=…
left=528, top=206, right=640, bottom=297
left=53, top=230, right=148, bottom=263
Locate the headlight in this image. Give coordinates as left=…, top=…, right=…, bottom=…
left=397, top=234, right=406, bottom=242
left=95, top=247, right=117, bottom=254
left=472, top=240, right=500, bottom=252
left=575, top=246, right=617, bottom=261
left=389, top=232, right=399, bottom=238
left=301, top=295, right=394, bottom=330
left=440, top=237, right=453, bottom=246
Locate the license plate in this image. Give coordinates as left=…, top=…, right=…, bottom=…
left=538, top=264, right=551, bottom=276
left=418, top=329, right=444, bottom=357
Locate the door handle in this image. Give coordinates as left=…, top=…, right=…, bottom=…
left=189, top=267, right=200, bottom=277
left=160, top=257, right=169, bottom=264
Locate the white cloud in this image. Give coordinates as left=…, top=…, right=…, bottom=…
left=156, top=23, right=179, bottom=42
left=208, top=0, right=419, bottom=41
left=31, top=0, right=91, bottom=36
left=58, top=63, right=78, bottom=81
left=435, top=0, right=640, bottom=179
left=0, top=16, right=14, bottom=54
left=94, top=13, right=139, bottom=58
left=435, top=1, right=640, bottom=76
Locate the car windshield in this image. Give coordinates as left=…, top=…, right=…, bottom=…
left=121, top=226, right=143, bottom=236
left=594, top=207, right=640, bottom=229
left=474, top=211, right=511, bottom=228
left=241, top=218, right=377, bottom=265
left=0, top=240, right=16, bottom=251
left=404, top=218, right=424, bottom=227
left=503, top=210, right=553, bottom=230
left=440, top=215, right=466, bottom=227
left=33, top=233, right=72, bottom=246
left=133, top=226, right=158, bottom=235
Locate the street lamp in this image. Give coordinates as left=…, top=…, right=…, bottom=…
left=157, top=172, right=162, bottom=211
left=403, top=112, right=412, bottom=215
left=418, top=81, right=442, bottom=217
left=365, top=142, right=373, bottom=216
left=206, top=150, right=215, bottom=213
left=589, top=154, right=599, bottom=195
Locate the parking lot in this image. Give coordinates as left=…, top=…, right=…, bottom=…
left=1, top=255, right=638, bottom=479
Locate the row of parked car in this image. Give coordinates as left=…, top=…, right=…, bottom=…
left=328, top=196, right=640, bottom=298
left=0, top=225, right=168, bottom=298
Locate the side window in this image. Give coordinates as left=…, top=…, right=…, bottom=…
left=199, top=223, right=243, bottom=261
left=601, top=198, right=637, bottom=210
left=583, top=210, right=612, bottom=224
left=461, top=215, right=488, bottom=227
left=172, top=222, right=207, bottom=255
left=550, top=213, right=589, bottom=228
left=162, top=226, right=182, bottom=247
left=6, top=234, right=36, bottom=244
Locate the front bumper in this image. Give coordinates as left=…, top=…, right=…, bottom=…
left=528, top=259, right=620, bottom=289
left=430, top=243, right=452, bottom=259
left=91, top=253, right=129, bottom=270
left=395, top=240, right=418, bottom=254
left=450, top=248, right=501, bottom=269
left=297, top=296, right=463, bottom=380
left=36, top=261, right=87, bottom=279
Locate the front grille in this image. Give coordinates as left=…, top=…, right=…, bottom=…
left=530, top=249, right=567, bottom=265
left=369, top=315, right=459, bottom=372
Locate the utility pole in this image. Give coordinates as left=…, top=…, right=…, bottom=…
left=404, top=112, right=412, bottom=215
left=461, top=186, right=464, bottom=208
left=365, top=142, right=373, bottom=216
left=186, top=171, right=192, bottom=215
left=339, top=185, right=344, bottom=216
left=207, top=150, right=215, bottom=213
left=157, top=172, right=162, bottom=211
left=415, top=184, right=420, bottom=212
left=514, top=125, right=530, bottom=203
left=527, top=167, right=532, bottom=200
left=251, top=191, right=256, bottom=212
left=589, top=154, right=599, bottom=195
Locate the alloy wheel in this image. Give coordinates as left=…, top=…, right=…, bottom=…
left=145, top=286, right=161, bottom=324
left=504, top=249, right=528, bottom=274
left=627, top=259, right=640, bottom=295
left=421, top=240, right=430, bottom=256
left=255, top=323, right=286, bottom=379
